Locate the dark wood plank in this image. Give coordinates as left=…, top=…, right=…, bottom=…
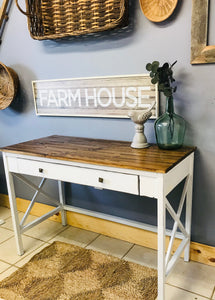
left=1, top=135, right=196, bottom=173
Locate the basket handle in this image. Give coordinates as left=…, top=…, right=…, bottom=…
left=15, top=0, right=29, bottom=16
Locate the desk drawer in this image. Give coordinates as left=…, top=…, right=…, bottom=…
left=9, top=157, right=139, bottom=195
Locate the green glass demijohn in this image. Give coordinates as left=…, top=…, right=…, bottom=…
left=146, top=60, right=186, bottom=150
left=154, top=96, right=186, bottom=150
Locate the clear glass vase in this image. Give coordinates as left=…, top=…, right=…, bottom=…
left=155, top=96, right=186, bottom=150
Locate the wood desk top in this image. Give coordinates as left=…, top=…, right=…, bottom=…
left=1, top=135, right=196, bottom=173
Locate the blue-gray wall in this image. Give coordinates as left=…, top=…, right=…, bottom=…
left=0, top=1, right=214, bottom=246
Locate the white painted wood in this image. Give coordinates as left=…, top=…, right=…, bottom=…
left=157, top=176, right=166, bottom=300
left=21, top=206, right=62, bottom=233
left=32, top=74, right=159, bottom=118
left=7, top=156, right=19, bottom=172
left=166, top=237, right=189, bottom=277
left=6, top=153, right=163, bottom=177
left=165, top=175, right=190, bottom=266
left=2, top=153, right=24, bottom=255
left=163, top=156, right=191, bottom=196
left=14, top=157, right=139, bottom=195
left=139, top=175, right=160, bottom=198
left=64, top=204, right=183, bottom=239
left=184, top=153, right=194, bottom=261
left=64, top=204, right=159, bottom=232
left=2, top=147, right=195, bottom=300
left=13, top=173, right=60, bottom=206
left=165, top=197, right=188, bottom=238
left=20, top=178, right=46, bottom=227
left=58, top=181, right=67, bottom=226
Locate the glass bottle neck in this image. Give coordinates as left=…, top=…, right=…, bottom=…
left=165, top=96, right=174, bottom=114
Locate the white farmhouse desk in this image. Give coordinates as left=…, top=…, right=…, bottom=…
left=1, top=135, right=195, bottom=300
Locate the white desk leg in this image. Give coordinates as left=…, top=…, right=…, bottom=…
left=3, top=155, right=24, bottom=255
left=184, top=154, right=194, bottom=262
left=157, top=187, right=166, bottom=300
left=58, top=181, right=67, bottom=226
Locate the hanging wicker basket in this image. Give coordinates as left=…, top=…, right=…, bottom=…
left=15, top=0, right=128, bottom=40
left=139, top=0, right=178, bottom=23
left=0, top=62, right=19, bottom=110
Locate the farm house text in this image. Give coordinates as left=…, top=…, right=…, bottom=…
left=37, top=86, right=152, bottom=109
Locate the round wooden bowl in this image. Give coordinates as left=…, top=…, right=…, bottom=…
left=0, top=62, right=19, bottom=110
left=139, top=0, right=178, bottom=23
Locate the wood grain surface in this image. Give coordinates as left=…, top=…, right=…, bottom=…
left=33, top=74, right=158, bottom=118
left=1, top=135, right=195, bottom=173
left=0, top=0, right=9, bottom=28
left=191, top=0, right=215, bottom=64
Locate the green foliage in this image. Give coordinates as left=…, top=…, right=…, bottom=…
left=146, top=61, right=177, bottom=97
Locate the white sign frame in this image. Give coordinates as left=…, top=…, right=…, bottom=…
left=32, top=74, right=159, bottom=118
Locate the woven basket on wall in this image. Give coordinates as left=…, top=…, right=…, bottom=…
left=139, top=0, right=178, bottom=22
left=15, top=0, right=128, bottom=40
left=0, top=62, right=19, bottom=110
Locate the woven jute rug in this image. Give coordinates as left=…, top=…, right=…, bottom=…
left=0, top=241, right=157, bottom=300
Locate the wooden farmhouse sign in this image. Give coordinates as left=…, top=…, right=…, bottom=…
left=33, top=74, right=158, bottom=118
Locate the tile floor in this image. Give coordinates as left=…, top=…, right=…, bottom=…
left=0, top=206, right=214, bottom=300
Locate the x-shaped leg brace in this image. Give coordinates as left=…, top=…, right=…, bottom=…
left=165, top=174, right=192, bottom=277
left=10, top=173, right=67, bottom=254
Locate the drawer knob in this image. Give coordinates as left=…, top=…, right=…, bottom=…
left=98, top=177, right=104, bottom=183
left=39, top=168, right=43, bottom=173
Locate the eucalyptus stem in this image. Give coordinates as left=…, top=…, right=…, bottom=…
left=146, top=60, right=177, bottom=98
